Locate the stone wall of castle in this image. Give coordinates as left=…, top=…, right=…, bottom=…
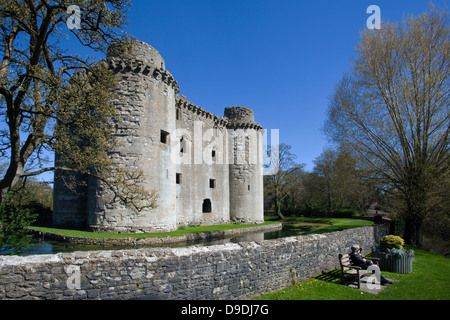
left=174, top=95, right=230, bottom=227
left=0, top=223, right=390, bottom=300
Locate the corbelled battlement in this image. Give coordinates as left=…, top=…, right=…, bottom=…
left=107, top=40, right=180, bottom=93
left=176, top=95, right=229, bottom=127
left=175, top=97, right=263, bottom=130
left=224, top=106, right=263, bottom=130
left=107, top=40, right=165, bottom=68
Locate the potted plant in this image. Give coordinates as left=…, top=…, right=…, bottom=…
left=372, top=235, right=415, bottom=273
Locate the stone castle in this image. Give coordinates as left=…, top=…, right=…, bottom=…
left=53, top=41, right=264, bottom=233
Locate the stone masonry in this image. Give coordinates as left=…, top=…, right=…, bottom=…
left=0, top=223, right=390, bottom=300
left=53, top=41, right=264, bottom=233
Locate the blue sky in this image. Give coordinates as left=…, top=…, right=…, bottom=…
left=2, top=0, right=443, bottom=184
left=114, top=0, right=440, bottom=171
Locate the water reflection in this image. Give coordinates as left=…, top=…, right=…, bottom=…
left=26, top=230, right=267, bottom=255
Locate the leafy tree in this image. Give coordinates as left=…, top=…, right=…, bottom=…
left=0, top=202, right=37, bottom=255
left=0, top=1, right=156, bottom=211
left=324, top=6, right=449, bottom=245
left=282, top=166, right=306, bottom=211
left=302, top=148, right=377, bottom=214
left=300, top=171, right=327, bottom=215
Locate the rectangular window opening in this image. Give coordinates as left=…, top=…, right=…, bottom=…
left=209, top=179, right=215, bottom=189
left=176, top=173, right=182, bottom=184
left=160, top=130, right=169, bottom=144
left=180, top=137, right=186, bottom=153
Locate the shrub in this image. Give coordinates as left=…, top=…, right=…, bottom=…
left=380, top=235, right=405, bottom=251
left=373, top=246, right=415, bottom=258
left=0, top=204, right=38, bottom=255
left=302, top=204, right=325, bottom=217
left=334, top=208, right=358, bottom=218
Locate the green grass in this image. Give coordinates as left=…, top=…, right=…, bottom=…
left=265, top=216, right=373, bottom=236
left=253, top=246, right=450, bottom=300
left=30, top=217, right=372, bottom=240
left=30, top=221, right=281, bottom=239
left=30, top=216, right=372, bottom=240
left=296, top=217, right=373, bottom=234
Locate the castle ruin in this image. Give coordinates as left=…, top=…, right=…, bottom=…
left=52, top=41, right=264, bottom=233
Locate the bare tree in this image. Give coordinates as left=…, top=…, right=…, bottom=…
left=0, top=1, right=156, bottom=210
left=325, top=6, right=449, bottom=245
left=264, top=143, right=304, bottom=219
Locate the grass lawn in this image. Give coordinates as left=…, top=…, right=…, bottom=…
left=253, top=246, right=449, bottom=300
left=30, top=220, right=281, bottom=239
left=30, top=216, right=372, bottom=240
left=264, top=216, right=373, bottom=237
left=290, top=216, right=374, bottom=234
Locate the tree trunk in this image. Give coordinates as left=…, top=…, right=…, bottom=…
left=0, top=164, right=24, bottom=204
left=403, top=217, right=423, bottom=247
left=401, top=174, right=428, bottom=247
left=275, top=199, right=285, bottom=219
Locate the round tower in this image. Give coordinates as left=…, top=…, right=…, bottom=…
left=225, top=107, right=264, bottom=224
left=87, top=40, right=179, bottom=232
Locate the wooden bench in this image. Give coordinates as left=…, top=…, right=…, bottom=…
left=338, top=253, right=380, bottom=289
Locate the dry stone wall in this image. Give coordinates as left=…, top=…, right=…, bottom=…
left=0, top=223, right=389, bottom=300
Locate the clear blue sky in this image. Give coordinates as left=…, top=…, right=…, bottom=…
left=2, top=0, right=443, bottom=184
left=114, top=0, right=441, bottom=171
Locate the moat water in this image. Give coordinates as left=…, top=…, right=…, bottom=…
left=3, top=220, right=332, bottom=256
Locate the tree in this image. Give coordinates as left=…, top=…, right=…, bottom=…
left=312, top=148, right=337, bottom=212
left=300, top=171, right=325, bottom=214
left=348, top=154, right=386, bottom=215
left=325, top=6, right=449, bottom=246
left=0, top=1, right=156, bottom=211
left=0, top=203, right=37, bottom=254
left=303, top=148, right=377, bottom=214
left=282, top=167, right=305, bottom=211
left=264, top=143, right=305, bottom=219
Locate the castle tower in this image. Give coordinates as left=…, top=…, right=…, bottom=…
left=86, top=41, right=180, bottom=232
left=52, top=162, right=88, bottom=228
left=225, top=107, right=264, bottom=224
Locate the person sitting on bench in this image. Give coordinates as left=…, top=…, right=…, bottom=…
left=349, top=245, right=393, bottom=285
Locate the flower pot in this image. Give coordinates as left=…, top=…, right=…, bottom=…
left=372, top=248, right=414, bottom=273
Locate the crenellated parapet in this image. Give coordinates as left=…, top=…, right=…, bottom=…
left=225, top=120, right=263, bottom=130
left=176, top=94, right=228, bottom=127
left=107, top=57, right=180, bottom=93
left=106, top=40, right=180, bottom=93
left=175, top=96, right=262, bottom=130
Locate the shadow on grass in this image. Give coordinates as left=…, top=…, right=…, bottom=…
left=314, top=269, right=342, bottom=284
left=314, top=269, right=358, bottom=286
